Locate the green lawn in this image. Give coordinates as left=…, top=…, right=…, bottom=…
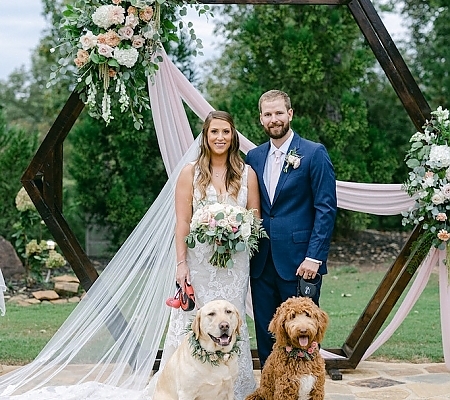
left=0, top=266, right=444, bottom=365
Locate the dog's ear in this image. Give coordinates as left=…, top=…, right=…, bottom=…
left=314, top=307, right=329, bottom=343
left=268, top=304, right=288, bottom=342
left=235, top=308, right=243, bottom=336
left=191, top=309, right=202, bottom=339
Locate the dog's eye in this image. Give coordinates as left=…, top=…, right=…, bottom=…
left=304, top=312, right=310, bottom=318
left=208, top=312, right=216, bottom=317
left=225, top=309, right=232, bottom=314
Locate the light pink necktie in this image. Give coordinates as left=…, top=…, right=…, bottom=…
left=269, top=149, right=282, bottom=202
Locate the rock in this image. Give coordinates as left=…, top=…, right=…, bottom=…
left=68, top=296, right=81, bottom=303
left=52, top=275, right=80, bottom=283
left=7, top=294, right=29, bottom=304
left=54, top=281, right=79, bottom=296
left=32, top=290, right=59, bottom=301
left=0, top=236, right=25, bottom=279
left=50, top=299, right=68, bottom=305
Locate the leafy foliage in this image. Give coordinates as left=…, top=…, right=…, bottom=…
left=68, top=110, right=167, bottom=247
left=0, top=108, right=39, bottom=240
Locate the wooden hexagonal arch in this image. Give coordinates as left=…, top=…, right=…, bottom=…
left=22, top=0, right=431, bottom=376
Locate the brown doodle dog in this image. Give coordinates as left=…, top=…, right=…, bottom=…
left=153, top=299, right=242, bottom=400
left=246, top=297, right=329, bottom=400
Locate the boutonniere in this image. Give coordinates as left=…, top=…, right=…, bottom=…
left=283, top=148, right=303, bottom=173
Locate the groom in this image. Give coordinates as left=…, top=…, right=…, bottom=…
left=246, top=90, right=337, bottom=367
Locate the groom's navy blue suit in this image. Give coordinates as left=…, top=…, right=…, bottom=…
left=246, top=131, right=337, bottom=366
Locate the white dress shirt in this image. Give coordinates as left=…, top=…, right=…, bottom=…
left=263, top=130, right=294, bottom=190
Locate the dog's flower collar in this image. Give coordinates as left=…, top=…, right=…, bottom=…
left=284, top=341, right=318, bottom=361
left=186, top=324, right=241, bottom=366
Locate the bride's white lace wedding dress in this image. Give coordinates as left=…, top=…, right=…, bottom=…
left=152, top=163, right=256, bottom=399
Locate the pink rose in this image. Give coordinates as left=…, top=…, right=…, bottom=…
left=132, top=35, right=145, bottom=48
left=118, top=26, right=134, bottom=40
left=285, top=346, right=292, bottom=352
left=208, top=218, right=217, bottom=228
left=436, top=213, right=447, bottom=222
left=97, top=44, right=114, bottom=58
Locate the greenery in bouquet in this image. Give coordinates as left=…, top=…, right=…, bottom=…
left=185, top=203, right=269, bottom=269
left=48, top=0, right=210, bottom=130
left=402, top=106, right=450, bottom=266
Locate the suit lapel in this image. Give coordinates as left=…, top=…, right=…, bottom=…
left=272, top=133, right=302, bottom=205
left=256, top=143, right=271, bottom=204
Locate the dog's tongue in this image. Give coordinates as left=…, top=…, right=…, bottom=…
left=299, top=336, right=309, bottom=347
left=220, top=334, right=232, bottom=346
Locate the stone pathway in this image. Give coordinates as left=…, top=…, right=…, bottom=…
left=253, top=361, right=450, bottom=399
left=2, top=361, right=450, bottom=398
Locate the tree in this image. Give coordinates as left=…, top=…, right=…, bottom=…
left=397, top=1, right=450, bottom=110
left=0, top=107, right=39, bottom=239
left=68, top=111, right=167, bottom=247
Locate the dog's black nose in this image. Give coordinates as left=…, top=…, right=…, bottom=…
left=219, top=321, right=230, bottom=331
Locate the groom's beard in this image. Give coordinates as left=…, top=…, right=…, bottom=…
left=264, top=121, right=290, bottom=140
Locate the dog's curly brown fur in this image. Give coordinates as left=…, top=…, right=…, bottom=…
left=246, top=297, right=329, bottom=400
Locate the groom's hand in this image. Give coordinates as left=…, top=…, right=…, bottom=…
left=296, top=259, right=319, bottom=280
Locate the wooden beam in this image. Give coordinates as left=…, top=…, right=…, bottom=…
left=21, top=90, right=100, bottom=291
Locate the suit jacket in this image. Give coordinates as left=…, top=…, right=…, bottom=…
left=246, top=132, right=337, bottom=281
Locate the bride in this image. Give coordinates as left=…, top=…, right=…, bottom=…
left=158, top=110, right=259, bottom=398
left=0, top=111, right=260, bottom=400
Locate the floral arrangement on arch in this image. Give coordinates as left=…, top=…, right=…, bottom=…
left=49, top=0, right=210, bottom=129
left=402, top=106, right=450, bottom=253
left=185, top=203, right=269, bottom=269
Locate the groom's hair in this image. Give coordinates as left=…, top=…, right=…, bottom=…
left=258, top=90, right=292, bottom=112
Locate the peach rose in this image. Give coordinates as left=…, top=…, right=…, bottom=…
left=437, top=229, right=450, bottom=242
left=139, top=6, right=154, bottom=22
left=74, top=49, right=89, bottom=68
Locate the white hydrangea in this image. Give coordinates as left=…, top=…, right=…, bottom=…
left=92, top=5, right=125, bottom=30
left=427, top=144, right=450, bottom=169
left=431, top=106, right=450, bottom=126
left=114, top=47, right=139, bottom=68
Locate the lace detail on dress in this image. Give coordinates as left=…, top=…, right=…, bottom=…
left=160, top=164, right=255, bottom=400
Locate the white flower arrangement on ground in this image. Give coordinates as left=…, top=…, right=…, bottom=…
left=185, top=203, right=269, bottom=269
left=402, top=106, right=450, bottom=254
left=49, top=0, right=210, bottom=130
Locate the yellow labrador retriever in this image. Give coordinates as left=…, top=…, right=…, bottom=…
left=153, top=299, right=242, bottom=400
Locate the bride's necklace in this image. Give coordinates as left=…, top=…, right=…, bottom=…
left=212, top=168, right=226, bottom=178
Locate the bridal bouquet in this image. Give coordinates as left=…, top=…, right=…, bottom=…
left=402, top=106, right=450, bottom=267
left=185, top=203, right=268, bottom=269
left=49, top=0, right=209, bottom=130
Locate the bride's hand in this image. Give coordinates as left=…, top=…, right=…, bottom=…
left=176, top=261, right=190, bottom=287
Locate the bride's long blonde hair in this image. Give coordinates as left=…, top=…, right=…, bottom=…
left=195, top=111, right=244, bottom=200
